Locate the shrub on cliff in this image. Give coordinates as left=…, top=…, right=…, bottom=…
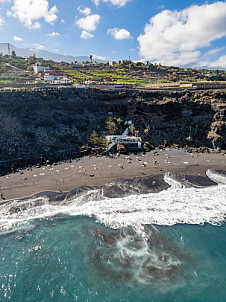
left=106, top=117, right=117, bottom=135
left=105, top=117, right=126, bottom=135
left=88, top=130, right=107, bottom=148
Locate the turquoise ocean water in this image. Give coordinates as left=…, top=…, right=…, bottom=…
left=1, top=170, right=226, bottom=301
left=0, top=217, right=225, bottom=302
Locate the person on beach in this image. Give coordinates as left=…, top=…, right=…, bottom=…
left=57, top=188, right=62, bottom=194
left=1, top=193, right=5, bottom=200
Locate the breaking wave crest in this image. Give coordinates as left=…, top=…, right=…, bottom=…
left=0, top=169, right=225, bottom=233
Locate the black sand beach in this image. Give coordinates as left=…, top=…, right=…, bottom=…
left=0, top=148, right=225, bottom=202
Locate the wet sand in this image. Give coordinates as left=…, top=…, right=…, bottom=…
left=0, top=148, right=225, bottom=201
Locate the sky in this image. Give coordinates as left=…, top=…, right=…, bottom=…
left=0, top=0, right=226, bottom=69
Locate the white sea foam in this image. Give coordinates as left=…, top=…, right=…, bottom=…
left=0, top=170, right=225, bottom=232
left=164, top=174, right=183, bottom=188
left=79, top=178, right=226, bottom=228
left=103, top=227, right=183, bottom=286
left=206, top=169, right=226, bottom=185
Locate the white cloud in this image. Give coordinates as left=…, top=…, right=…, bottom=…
left=77, top=7, right=91, bottom=16
left=197, top=55, right=226, bottom=69
left=61, top=19, right=65, bottom=24
left=13, top=35, right=23, bottom=41
left=208, top=55, right=226, bottom=68
left=93, top=0, right=130, bottom=7
left=76, top=14, right=100, bottom=32
left=35, top=44, right=45, bottom=50
left=207, top=47, right=225, bottom=56
left=0, top=17, right=5, bottom=28
left=80, top=30, right=94, bottom=39
left=8, top=0, right=58, bottom=29
left=48, top=32, right=60, bottom=37
left=107, top=28, right=131, bottom=40
left=92, top=0, right=99, bottom=5
left=76, top=13, right=100, bottom=39
left=93, top=54, right=106, bottom=60
left=158, top=5, right=165, bottom=10
left=0, top=0, right=10, bottom=3
left=138, top=2, right=226, bottom=66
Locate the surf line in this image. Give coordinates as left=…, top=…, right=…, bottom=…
left=0, top=170, right=225, bottom=233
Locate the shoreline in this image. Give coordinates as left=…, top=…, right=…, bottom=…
left=0, top=148, right=225, bottom=202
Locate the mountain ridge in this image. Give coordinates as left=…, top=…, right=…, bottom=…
left=0, top=43, right=105, bottom=63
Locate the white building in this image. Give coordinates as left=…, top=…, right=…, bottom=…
left=108, top=61, right=115, bottom=67
left=33, top=62, right=50, bottom=74
left=25, top=56, right=36, bottom=62
left=106, top=135, right=142, bottom=149
left=44, top=74, right=71, bottom=84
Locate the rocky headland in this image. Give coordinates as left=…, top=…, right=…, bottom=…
left=0, top=88, right=225, bottom=175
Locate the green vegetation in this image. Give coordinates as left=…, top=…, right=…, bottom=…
left=0, top=79, right=13, bottom=85
left=60, top=61, right=226, bottom=86
left=87, top=116, right=128, bottom=150
left=63, top=67, right=150, bottom=85
left=0, top=54, right=30, bottom=70
left=105, top=116, right=126, bottom=135
left=0, top=54, right=36, bottom=86
left=88, top=130, right=108, bottom=148
left=0, top=53, right=226, bottom=88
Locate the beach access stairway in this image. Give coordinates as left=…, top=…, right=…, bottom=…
left=106, top=128, right=130, bottom=152
left=106, top=141, right=116, bottom=151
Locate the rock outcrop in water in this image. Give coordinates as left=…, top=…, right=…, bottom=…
left=0, top=88, right=225, bottom=174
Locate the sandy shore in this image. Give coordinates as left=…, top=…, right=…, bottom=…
left=0, top=148, right=225, bottom=201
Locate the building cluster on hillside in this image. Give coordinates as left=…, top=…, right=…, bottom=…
left=25, top=55, right=36, bottom=62
left=26, top=62, right=71, bottom=85
left=105, top=122, right=142, bottom=152
left=2, top=49, right=225, bottom=89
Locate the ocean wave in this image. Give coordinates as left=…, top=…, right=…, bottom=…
left=0, top=169, right=225, bottom=233
left=90, top=226, right=189, bottom=288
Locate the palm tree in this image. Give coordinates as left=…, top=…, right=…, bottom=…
left=11, top=50, right=16, bottom=58
left=129, top=126, right=135, bottom=136
left=144, top=129, right=149, bottom=136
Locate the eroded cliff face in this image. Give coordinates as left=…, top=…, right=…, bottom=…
left=0, top=88, right=225, bottom=174
left=123, top=90, right=226, bottom=150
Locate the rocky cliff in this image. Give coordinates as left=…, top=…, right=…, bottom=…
left=0, top=88, right=225, bottom=174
